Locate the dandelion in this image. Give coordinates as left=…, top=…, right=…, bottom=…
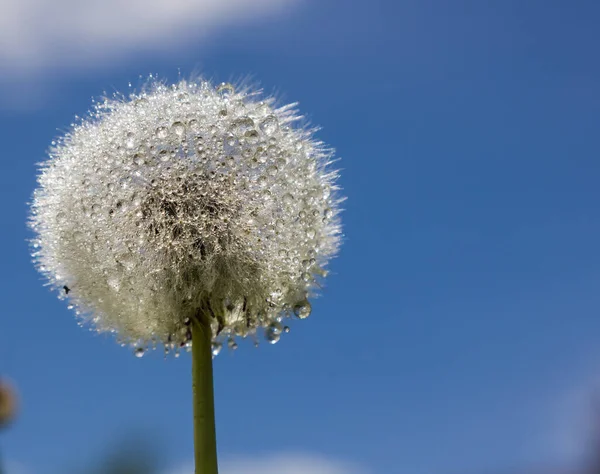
left=29, top=78, right=342, bottom=473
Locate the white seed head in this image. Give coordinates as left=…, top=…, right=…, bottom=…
left=29, top=78, right=342, bottom=353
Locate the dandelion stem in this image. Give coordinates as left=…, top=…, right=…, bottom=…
left=192, top=315, right=219, bottom=474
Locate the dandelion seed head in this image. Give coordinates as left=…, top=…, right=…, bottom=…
left=29, top=78, right=342, bottom=353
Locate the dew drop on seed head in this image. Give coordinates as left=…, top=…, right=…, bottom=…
left=282, top=193, right=294, bottom=206
left=172, top=121, right=186, bottom=137
left=245, top=130, right=259, bottom=145
left=259, top=115, right=279, bottom=136
left=211, top=341, right=222, bottom=357
left=107, top=275, right=121, bottom=291
left=125, top=133, right=136, bottom=149
left=265, top=322, right=282, bottom=344
left=155, top=126, right=168, bottom=139
left=227, top=338, right=238, bottom=350
left=293, top=299, right=312, bottom=319
left=216, top=83, right=234, bottom=98
left=134, top=347, right=145, bottom=358
left=225, top=134, right=237, bottom=147
left=284, top=326, right=291, bottom=333
left=233, top=117, right=255, bottom=135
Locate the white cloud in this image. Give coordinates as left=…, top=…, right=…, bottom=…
left=168, top=452, right=367, bottom=474
left=0, top=0, right=298, bottom=75
left=4, top=460, right=30, bottom=474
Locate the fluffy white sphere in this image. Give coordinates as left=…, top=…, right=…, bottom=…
left=29, top=79, right=342, bottom=354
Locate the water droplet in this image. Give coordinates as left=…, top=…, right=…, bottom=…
left=233, top=117, right=255, bottom=135
left=244, top=130, right=259, bottom=144
left=323, top=208, right=333, bottom=219
left=265, top=322, right=282, bottom=344
left=172, top=121, right=186, bottom=136
left=118, top=253, right=135, bottom=271
left=293, top=299, right=312, bottom=319
left=216, top=83, right=235, bottom=98
left=259, top=115, right=279, bottom=135
left=134, top=347, right=145, bottom=358
left=159, top=150, right=170, bottom=162
left=107, top=275, right=121, bottom=291
left=227, top=338, right=238, bottom=350
left=301, top=272, right=311, bottom=282
left=284, top=326, right=290, bottom=333
left=125, top=132, right=135, bottom=149
left=282, top=193, right=294, bottom=206
left=270, top=288, right=283, bottom=302
left=225, top=134, right=237, bottom=147
left=211, top=341, right=222, bottom=357
left=67, top=304, right=74, bottom=310
left=306, top=228, right=316, bottom=239
left=155, top=126, right=168, bottom=139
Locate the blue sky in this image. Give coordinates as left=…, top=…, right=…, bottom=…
left=1, top=0, right=600, bottom=473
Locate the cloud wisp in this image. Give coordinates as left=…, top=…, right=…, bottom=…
left=0, top=0, right=298, bottom=76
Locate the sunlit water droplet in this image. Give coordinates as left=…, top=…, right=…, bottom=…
left=265, top=321, right=283, bottom=344
left=125, top=132, right=136, bottom=149
left=259, top=115, right=279, bottom=135
left=227, top=338, right=238, bottom=350
left=107, top=275, right=121, bottom=291
left=244, top=130, right=259, bottom=144
left=216, top=83, right=235, bottom=98
left=233, top=117, right=255, bottom=135
left=155, top=126, right=168, bottom=139
left=134, top=347, right=145, bottom=358
left=282, top=193, right=294, bottom=206
left=293, top=299, right=312, bottom=319
left=212, top=341, right=222, bottom=357
left=172, top=121, right=186, bottom=137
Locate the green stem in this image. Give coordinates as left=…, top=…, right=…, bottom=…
left=191, top=316, right=219, bottom=474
